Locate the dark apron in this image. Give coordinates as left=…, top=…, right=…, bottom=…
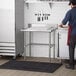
left=67, top=25, right=72, bottom=45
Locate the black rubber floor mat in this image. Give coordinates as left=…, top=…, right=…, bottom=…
left=0, top=60, right=62, bottom=73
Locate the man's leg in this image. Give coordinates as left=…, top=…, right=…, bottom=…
left=66, top=36, right=75, bottom=69
left=69, top=43, right=75, bottom=66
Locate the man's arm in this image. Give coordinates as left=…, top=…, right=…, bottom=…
left=59, top=10, right=71, bottom=28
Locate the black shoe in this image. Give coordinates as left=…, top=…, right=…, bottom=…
left=65, top=64, right=74, bottom=70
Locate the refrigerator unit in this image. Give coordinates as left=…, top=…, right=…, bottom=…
left=0, top=0, right=24, bottom=59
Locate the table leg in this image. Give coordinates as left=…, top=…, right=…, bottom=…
left=29, top=32, right=31, bottom=57
left=49, top=32, right=51, bottom=62
left=53, top=30, right=55, bottom=58
left=24, top=32, right=26, bottom=60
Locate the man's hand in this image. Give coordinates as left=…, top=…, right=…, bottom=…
left=59, top=24, right=68, bottom=28
left=59, top=24, right=64, bottom=28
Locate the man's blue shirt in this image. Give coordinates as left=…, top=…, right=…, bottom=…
left=62, top=7, right=76, bottom=35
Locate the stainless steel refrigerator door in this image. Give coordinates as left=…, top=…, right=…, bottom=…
left=0, top=0, right=15, bottom=56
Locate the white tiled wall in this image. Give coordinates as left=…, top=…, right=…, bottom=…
left=24, top=2, right=70, bottom=25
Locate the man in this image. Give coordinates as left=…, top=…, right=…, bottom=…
left=59, top=0, right=76, bottom=69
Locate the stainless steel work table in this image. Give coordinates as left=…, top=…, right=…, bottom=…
left=21, top=26, right=57, bottom=62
